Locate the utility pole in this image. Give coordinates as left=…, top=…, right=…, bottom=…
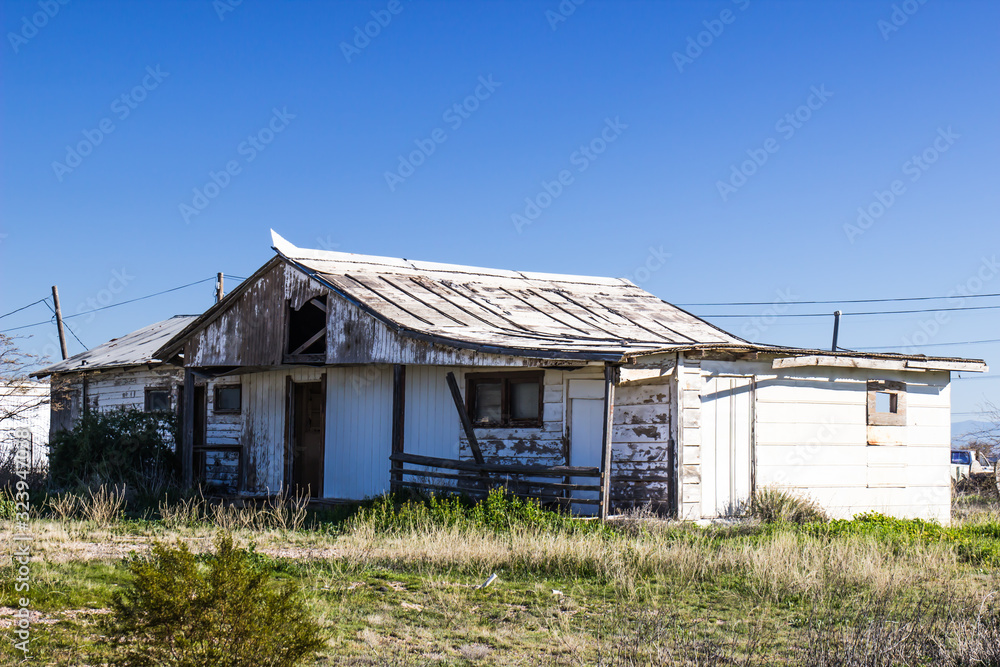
left=215, top=272, right=224, bottom=303
left=831, top=310, right=842, bottom=352
left=51, top=285, right=69, bottom=360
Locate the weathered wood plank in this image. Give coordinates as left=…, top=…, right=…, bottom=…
left=391, top=452, right=600, bottom=477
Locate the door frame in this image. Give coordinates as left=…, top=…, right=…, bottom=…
left=700, top=374, right=756, bottom=518
left=566, top=379, right=606, bottom=514
left=284, top=374, right=327, bottom=497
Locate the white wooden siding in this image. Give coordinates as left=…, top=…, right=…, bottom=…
left=695, top=358, right=953, bottom=523
left=403, top=366, right=460, bottom=471
left=0, top=382, right=50, bottom=467
left=324, top=365, right=393, bottom=499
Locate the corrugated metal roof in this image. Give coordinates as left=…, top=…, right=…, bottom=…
left=32, top=315, right=198, bottom=378
left=271, top=231, right=747, bottom=358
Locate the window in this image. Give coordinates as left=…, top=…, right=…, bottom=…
left=144, top=387, right=171, bottom=412
left=952, top=450, right=972, bottom=466
left=286, top=296, right=327, bottom=357
left=466, top=371, right=543, bottom=428
left=866, top=380, right=906, bottom=427
left=214, top=385, right=242, bottom=414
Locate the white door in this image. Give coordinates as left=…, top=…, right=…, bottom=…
left=568, top=380, right=606, bottom=515
left=700, top=375, right=753, bottom=518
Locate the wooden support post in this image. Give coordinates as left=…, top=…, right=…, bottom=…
left=51, top=285, right=68, bottom=360
left=182, top=368, right=195, bottom=489
left=444, top=371, right=490, bottom=490
left=445, top=371, right=486, bottom=466
left=215, top=273, right=224, bottom=303
left=390, top=364, right=406, bottom=490
left=599, top=364, right=617, bottom=521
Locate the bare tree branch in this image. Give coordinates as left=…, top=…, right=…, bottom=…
left=0, top=333, right=49, bottom=427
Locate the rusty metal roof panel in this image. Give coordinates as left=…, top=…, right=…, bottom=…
left=271, top=230, right=746, bottom=358
left=32, top=315, right=198, bottom=378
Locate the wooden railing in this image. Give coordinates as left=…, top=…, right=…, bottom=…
left=389, top=451, right=604, bottom=508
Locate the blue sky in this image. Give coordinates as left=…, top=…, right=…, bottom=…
left=1, top=0, right=998, bottom=423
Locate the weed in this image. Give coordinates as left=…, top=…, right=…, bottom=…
left=104, top=533, right=325, bottom=666
left=748, top=487, right=828, bottom=524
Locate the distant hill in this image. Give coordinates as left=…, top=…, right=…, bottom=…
left=952, top=420, right=993, bottom=446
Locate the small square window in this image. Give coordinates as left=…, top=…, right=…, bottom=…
left=867, top=380, right=906, bottom=427
left=466, top=371, right=543, bottom=428
left=214, top=385, right=242, bottom=414
left=145, top=388, right=171, bottom=412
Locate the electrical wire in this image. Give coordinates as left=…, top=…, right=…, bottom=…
left=679, top=292, right=1000, bottom=307
left=0, top=298, right=48, bottom=320
left=701, top=304, right=1000, bottom=318
left=44, top=299, right=87, bottom=350
left=0, top=276, right=217, bottom=333
left=857, top=338, right=1000, bottom=351
left=62, top=277, right=216, bottom=320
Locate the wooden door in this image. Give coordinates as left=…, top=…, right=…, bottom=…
left=568, top=380, right=606, bottom=515
left=291, top=381, right=325, bottom=497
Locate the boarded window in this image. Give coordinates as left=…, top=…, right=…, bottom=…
left=867, top=380, right=906, bottom=427
left=466, top=371, right=543, bottom=427
left=214, top=385, right=242, bottom=414
left=144, top=387, right=171, bottom=412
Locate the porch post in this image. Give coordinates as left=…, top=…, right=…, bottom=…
left=390, top=364, right=406, bottom=491
left=182, top=367, right=195, bottom=489
left=599, top=364, right=617, bottom=521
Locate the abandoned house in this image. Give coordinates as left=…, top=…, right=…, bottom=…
left=151, top=231, right=987, bottom=522
left=34, top=315, right=197, bottom=442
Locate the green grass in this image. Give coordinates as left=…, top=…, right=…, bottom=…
left=4, top=492, right=1000, bottom=665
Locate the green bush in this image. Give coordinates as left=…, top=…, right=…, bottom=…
left=48, top=407, right=177, bottom=491
left=804, top=512, right=1000, bottom=567
left=747, top=487, right=827, bottom=524
left=351, top=487, right=606, bottom=536
left=105, top=533, right=325, bottom=667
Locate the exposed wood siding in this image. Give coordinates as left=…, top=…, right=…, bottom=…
left=47, top=368, right=183, bottom=445
left=676, top=355, right=704, bottom=521
left=457, top=368, right=575, bottom=467
left=611, top=381, right=673, bottom=510
left=187, top=262, right=327, bottom=367
left=204, top=378, right=241, bottom=447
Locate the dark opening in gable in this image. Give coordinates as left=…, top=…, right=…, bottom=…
left=287, top=296, right=327, bottom=356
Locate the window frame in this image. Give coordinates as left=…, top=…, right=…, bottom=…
left=465, top=371, right=544, bottom=428
left=213, top=384, right=243, bottom=415
left=866, top=379, right=906, bottom=427
left=144, top=386, right=172, bottom=413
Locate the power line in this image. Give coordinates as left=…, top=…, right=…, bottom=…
left=679, top=292, right=1000, bottom=307
left=857, top=338, right=1000, bottom=351
left=0, top=298, right=48, bottom=321
left=0, top=318, right=53, bottom=333
left=0, top=276, right=217, bottom=333
left=702, top=304, right=1000, bottom=318
left=44, top=299, right=86, bottom=350
left=63, top=277, right=216, bottom=320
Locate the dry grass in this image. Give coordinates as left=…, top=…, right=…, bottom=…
left=6, top=498, right=1000, bottom=665
left=80, top=484, right=126, bottom=526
